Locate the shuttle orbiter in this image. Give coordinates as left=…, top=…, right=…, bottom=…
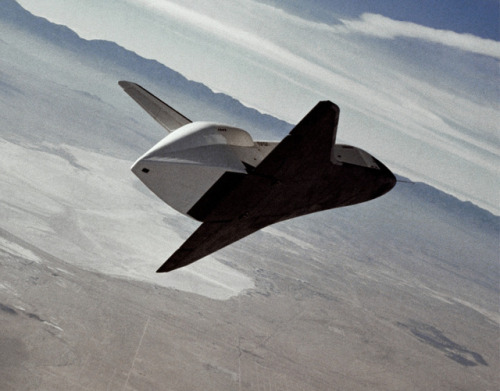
left=119, top=81, right=396, bottom=273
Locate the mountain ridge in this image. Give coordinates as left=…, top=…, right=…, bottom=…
left=1, top=0, right=292, bottom=139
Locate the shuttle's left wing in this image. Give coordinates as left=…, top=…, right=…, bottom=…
left=119, top=81, right=191, bottom=132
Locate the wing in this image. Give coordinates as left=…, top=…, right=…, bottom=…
left=119, top=81, right=191, bottom=132
left=157, top=101, right=340, bottom=272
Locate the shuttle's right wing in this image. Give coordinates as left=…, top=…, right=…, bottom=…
left=119, top=81, right=191, bottom=132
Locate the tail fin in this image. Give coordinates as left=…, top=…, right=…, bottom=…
left=119, top=81, right=191, bottom=132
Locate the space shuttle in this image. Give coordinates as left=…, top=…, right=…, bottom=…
left=119, top=81, right=396, bottom=273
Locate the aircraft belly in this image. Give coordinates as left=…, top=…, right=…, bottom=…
left=157, top=162, right=395, bottom=272
left=204, top=160, right=394, bottom=224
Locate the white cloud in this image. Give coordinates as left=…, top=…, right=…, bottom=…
left=339, top=13, right=500, bottom=59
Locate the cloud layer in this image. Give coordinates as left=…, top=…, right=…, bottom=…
left=14, top=0, right=500, bottom=213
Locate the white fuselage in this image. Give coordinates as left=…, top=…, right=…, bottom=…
left=131, top=122, right=277, bottom=216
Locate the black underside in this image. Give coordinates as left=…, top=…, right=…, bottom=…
left=187, top=172, right=246, bottom=221
left=157, top=101, right=396, bottom=273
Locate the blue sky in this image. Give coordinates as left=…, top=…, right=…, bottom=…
left=262, top=0, right=499, bottom=39
left=15, top=0, right=500, bottom=213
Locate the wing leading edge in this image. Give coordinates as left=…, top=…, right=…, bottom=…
left=157, top=101, right=396, bottom=272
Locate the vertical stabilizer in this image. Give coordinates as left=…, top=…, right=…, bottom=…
left=119, top=81, right=191, bottom=132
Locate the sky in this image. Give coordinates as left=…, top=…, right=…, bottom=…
left=15, top=0, right=500, bottom=213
